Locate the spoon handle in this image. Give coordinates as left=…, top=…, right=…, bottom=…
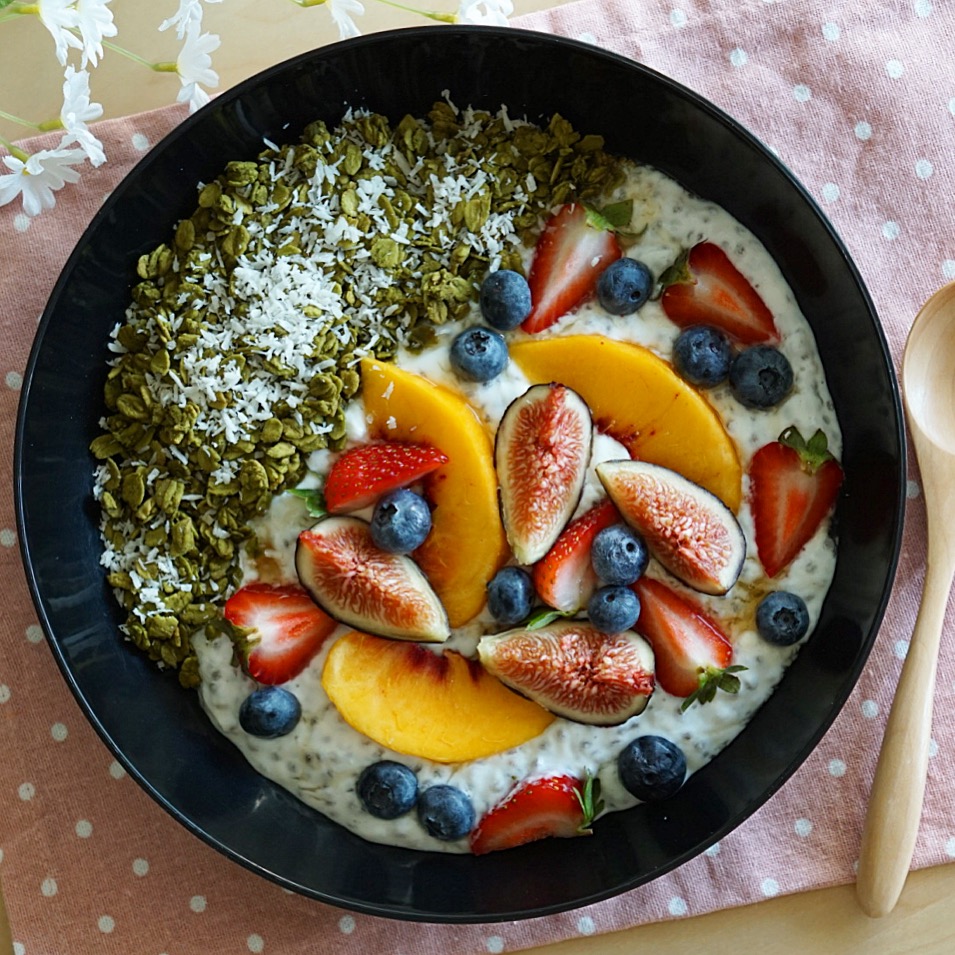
left=855, top=544, right=955, bottom=917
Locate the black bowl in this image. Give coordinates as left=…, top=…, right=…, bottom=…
left=14, top=27, right=905, bottom=922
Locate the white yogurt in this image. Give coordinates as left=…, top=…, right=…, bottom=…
left=195, top=163, right=840, bottom=853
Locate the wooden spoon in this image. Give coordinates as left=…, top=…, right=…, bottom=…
left=856, top=282, right=955, bottom=917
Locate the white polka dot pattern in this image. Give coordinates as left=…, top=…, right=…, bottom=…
left=0, top=3, right=954, bottom=953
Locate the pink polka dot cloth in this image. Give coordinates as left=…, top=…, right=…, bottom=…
left=1, top=1, right=953, bottom=952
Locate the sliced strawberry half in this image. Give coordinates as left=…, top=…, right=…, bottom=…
left=323, top=441, right=448, bottom=514
left=531, top=499, right=619, bottom=612
left=632, top=576, right=736, bottom=704
left=660, top=241, right=779, bottom=345
left=224, top=582, right=337, bottom=685
left=522, top=203, right=622, bottom=334
left=469, top=773, right=602, bottom=855
left=750, top=426, right=844, bottom=578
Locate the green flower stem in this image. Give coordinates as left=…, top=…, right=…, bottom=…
left=101, top=38, right=160, bottom=70
left=382, top=0, right=456, bottom=22
left=0, top=108, right=40, bottom=130
left=0, top=135, right=29, bottom=162
left=372, top=0, right=455, bottom=20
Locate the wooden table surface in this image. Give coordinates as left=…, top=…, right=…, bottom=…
left=4, top=2, right=953, bottom=952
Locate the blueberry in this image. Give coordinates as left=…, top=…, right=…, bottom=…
left=239, top=686, right=301, bottom=739
left=729, top=345, right=793, bottom=408
left=486, top=566, right=535, bottom=626
left=449, top=326, right=508, bottom=382
left=591, top=524, right=649, bottom=585
left=370, top=488, right=432, bottom=554
left=479, top=270, right=532, bottom=331
left=357, top=760, right=419, bottom=819
left=673, top=325, right=734, bottom=388
left=617, top=735, right=687, bottom=801
left=416, top=784, right=475, bottom=841
left=597, top=258, right=653, bottom=315
left=756, top=590, right=810, bottom=646
left=587, top=585, right=641, bottom=633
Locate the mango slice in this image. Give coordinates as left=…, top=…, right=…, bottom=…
left=510, top=335, right=742, bottom=510
left=322, top=631, right=555, bottom=762
left=360, top=358, right=508, bottom=627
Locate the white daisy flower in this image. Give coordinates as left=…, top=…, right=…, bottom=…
left=59, top=66, right=106, bottom=166
left=159, top=0, right=201, bottom=38
left=328, top=0, right=364, bottom=39
left=175, top=22, right=220, bottom=112
left=159, top=0, right=223, bottom=39
left=456, top=0, right=512, bottom=25
left=36, top=0, right=83, bottom=66
left=0, top=146, right=87, bottom=217
left=75, top=0, right=117, bottom=67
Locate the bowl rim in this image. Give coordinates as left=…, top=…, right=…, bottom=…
left=13, top=24, right=907, bottom=922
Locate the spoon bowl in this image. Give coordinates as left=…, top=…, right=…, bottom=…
left=856, top=282, right=955, bottom=917
left=901, top=283, right=955, bottom=454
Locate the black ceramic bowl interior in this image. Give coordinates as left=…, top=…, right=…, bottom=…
left=14, top=27, right=905, bottom=922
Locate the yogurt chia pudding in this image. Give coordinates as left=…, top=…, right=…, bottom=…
left=91, top=99, right=843, bottom=855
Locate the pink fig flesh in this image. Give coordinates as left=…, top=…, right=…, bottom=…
left=478, top=620, right=655, bottom=725
left=495, top=383, right=593, bottom=565
left=295, top=516, right=449, bottom=643
left=597, top=459, right=746, bottom=595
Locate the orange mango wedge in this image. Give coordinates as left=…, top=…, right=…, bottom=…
left=322, top=631, right=555, bottom=762
left=360, top=358, right=509, bottom=627
left=510, top=335, right=742, bottom=510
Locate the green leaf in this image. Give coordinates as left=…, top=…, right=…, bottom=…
left=286, top=486, right=327, bottom=518
left=525, top=607, right=576, bottom=630
left=575, top=773, right=604, bottom=833
left=596, top=198, right=633, bottom=230
left=0, top=0, right=17, bottom=10
left=680, top=664, right=749, bottom=712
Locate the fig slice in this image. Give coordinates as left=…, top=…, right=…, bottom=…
left=596, top=459, right=746, bottom=595
left=477, top=620, right=655, bottom=725
left=495, top=383, right=593, bottom=565
left=295, top=516, right=450, bottom=643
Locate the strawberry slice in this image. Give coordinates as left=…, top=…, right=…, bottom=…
left=522, top=203, right=622, bottom=334
left=750, top=426, right=844, bottom=578
left=323, top=441, right=448, bottom=514
left=531, top=499, right=619, bottom=612
left=632, top=576, right=738, bottom=706
left=469, top=773, right=602, bottom=855
left=224, top=583, right=337, bottom=685
left=660, top=241, right=779, bottom=345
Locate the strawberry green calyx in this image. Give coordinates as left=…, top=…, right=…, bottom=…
left=777, top=426, right=837, bottom=474
left=680, top=664, right=748, bottom=712
left=657, top=247, right=694, bottom=289
left=525, top=607, right=577, bottom=630
left=592, top=198, right=634, bottom=231
left=574, top=774, right=604, bottom=834
left=583, top=204, right=618, bottom=233
left=286, top=486, right=328, bottom=518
